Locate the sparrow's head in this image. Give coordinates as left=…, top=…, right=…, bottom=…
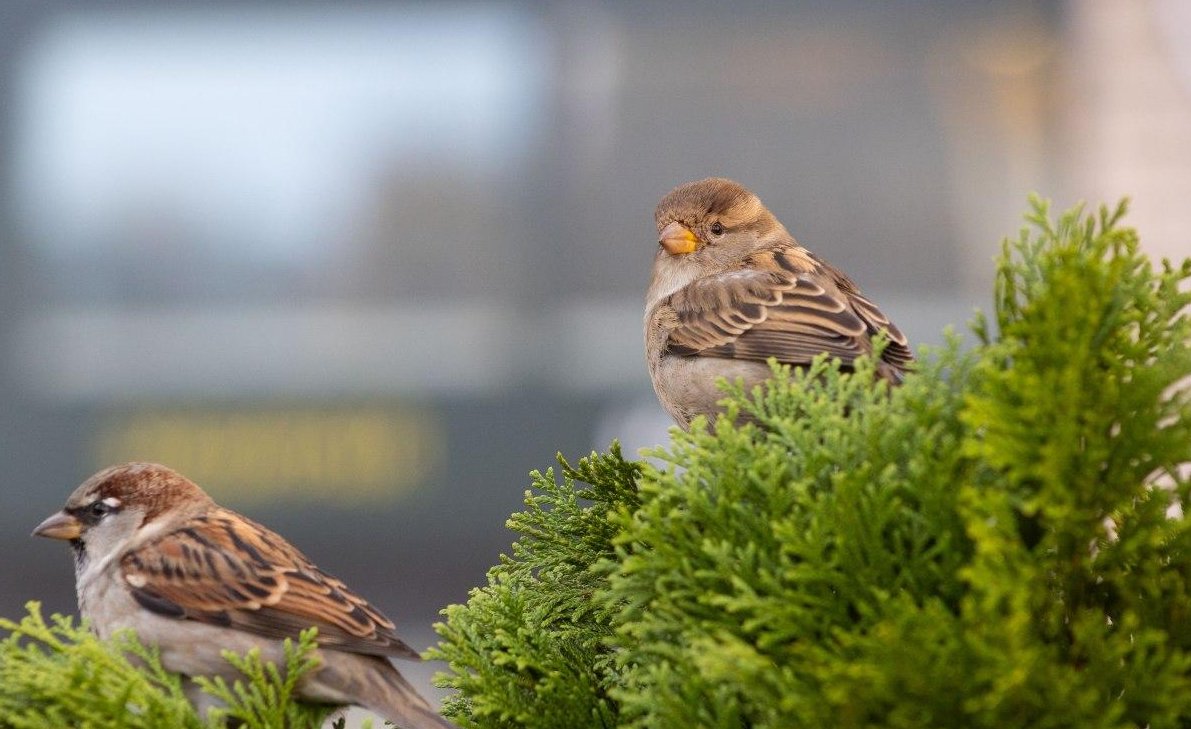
left=654, top=178, right=787, bottom=263
left=33, top=463, right=213, bottom=555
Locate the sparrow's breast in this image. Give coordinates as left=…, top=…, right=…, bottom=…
left=650, top=351, right=773, bottom=428
left=76, top=562, right=141, bottom=639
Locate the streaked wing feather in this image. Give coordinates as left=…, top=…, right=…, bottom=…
left=121, top=510, right=420, bottom=660
left=708, top=328, right=868, bottom=364
left=665, top=246, right=912, bottom=374
left=666, top=270, right=786, bottom=355
left=848, top=291, right=915, bottom=367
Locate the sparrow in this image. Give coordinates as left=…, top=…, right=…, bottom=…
left=645, top=177, right=914, bottom=428
left=32, top=462, right=456, bottom=729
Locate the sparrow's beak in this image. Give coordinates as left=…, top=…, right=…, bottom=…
left=32, top=510, right=82, bottom=541
left=658, top=221, right=698, bottom=255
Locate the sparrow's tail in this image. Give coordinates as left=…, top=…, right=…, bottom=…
left=311, top=654, right=459, bottom=729
left=367, top=658, right=459, bottom=729
left=876, top=360, right=907, bottom=385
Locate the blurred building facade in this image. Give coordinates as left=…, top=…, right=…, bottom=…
left=0, top=0, right=1186, bottom=697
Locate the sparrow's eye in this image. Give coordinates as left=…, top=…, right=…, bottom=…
left=88, top=500, right=113, bottom=518
left=74, top=497, right=122, bottom=526
left=709, top=221, right=725, bottom=236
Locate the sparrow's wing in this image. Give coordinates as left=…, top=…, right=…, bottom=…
left=120, top=509, right=420, bottom=660
left=841, top=288, right=915, bottom=369
left=664, top=247, right=913, bottom=374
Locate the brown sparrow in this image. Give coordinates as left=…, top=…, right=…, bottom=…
left=33, top=462, right=455, bottom=729
left=645, top=177, right=914, bottom=428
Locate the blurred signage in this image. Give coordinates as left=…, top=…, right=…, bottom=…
left=92, top=405, right=442, bottom=507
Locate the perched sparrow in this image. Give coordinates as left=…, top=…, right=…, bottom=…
left=33, top=463, right=455, bottom=729
left=645, top=177, right=914, bottom=428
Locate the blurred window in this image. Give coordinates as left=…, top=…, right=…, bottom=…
left=12, top=6, right=548, bottom=305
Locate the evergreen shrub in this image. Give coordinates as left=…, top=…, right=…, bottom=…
left=430, top=199, right=1191, bottom=728
left=0, top=603, right=337, bottom=728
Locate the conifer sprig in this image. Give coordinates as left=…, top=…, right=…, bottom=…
left=0, top=602, right=336, bottom=728
left=432, top=199, right=1191, bottom=728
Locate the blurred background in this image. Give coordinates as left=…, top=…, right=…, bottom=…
left=1, top=0, right=1189, bottom=707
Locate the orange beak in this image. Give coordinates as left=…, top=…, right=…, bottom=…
left=658, top=221, right=698, bottom=255
left=32, top=510, right=82, bottom=541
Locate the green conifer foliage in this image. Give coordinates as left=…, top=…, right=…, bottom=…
left=431, top=199, right=1191, bottom=728
left=0, top=602, right=334, bottom=728
left=430, top=447, right=640, bottom=727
